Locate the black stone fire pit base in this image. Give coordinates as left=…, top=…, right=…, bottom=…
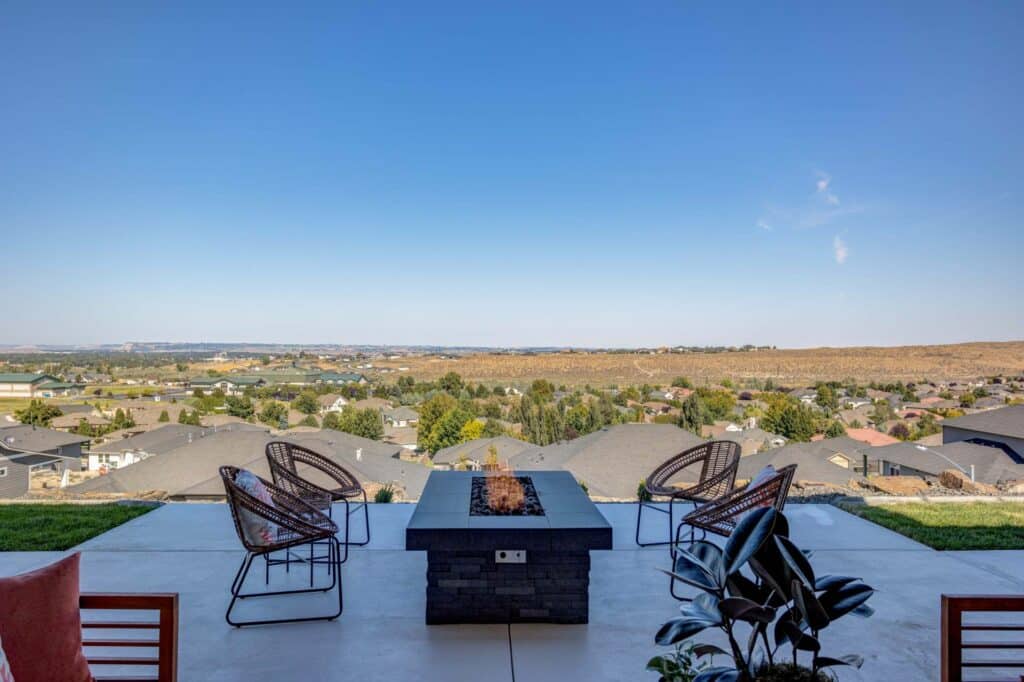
left=426, top=550, right=591, bottom=624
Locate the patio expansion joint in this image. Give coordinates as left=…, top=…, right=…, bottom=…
left=943, top=552, right=1024, bottom=591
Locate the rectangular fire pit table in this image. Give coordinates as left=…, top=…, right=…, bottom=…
left=405, top=470, right=612, bottom=624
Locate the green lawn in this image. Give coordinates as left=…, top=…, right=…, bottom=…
left=0, top=504, right=155, bottom=551
left=841, top=502, right=1024, bottom=550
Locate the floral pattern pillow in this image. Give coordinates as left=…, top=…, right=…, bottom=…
left=0, top=633, right=14, bottom=682
left=234, top=469, right=278, bottom=547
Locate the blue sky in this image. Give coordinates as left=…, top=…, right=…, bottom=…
left=2, top=2, right=1021, bottom=348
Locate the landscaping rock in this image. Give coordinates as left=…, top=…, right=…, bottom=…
left=939, top=469, right=999, bottom=495
left=867, top=476, right=931, bottom=496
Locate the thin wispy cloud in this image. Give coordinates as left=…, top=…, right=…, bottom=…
left=756, top=219, right=772, bottom=231
left=815, top=171, right=840, bottom=206
left=833, top=235, right=848, bottom=264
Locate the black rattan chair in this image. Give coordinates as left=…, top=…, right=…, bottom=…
left=635, top=440, right=741, bottom=549
left=221, top=466, right=343, bottom=627
left=266, top=441, right=370, bottom=563
left=668, top=464, right=797, bottom=600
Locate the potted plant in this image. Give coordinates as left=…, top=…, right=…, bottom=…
left=648, top=508, right=874, bottom=682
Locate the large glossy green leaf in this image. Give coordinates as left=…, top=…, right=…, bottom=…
left=719, top=596, right=775, bottom=624
left=726, top=573, right=767, bottom=603
left=683, top=593, right=724, bottom=625
left=688, top=540, right=726, bottom=584
left=672, top=547, right=721, bottom=591
left=816, top=654, right=864, bottom=669
left=655, top=615, right=720, bottom=646
left=694, top=667, right=741, bottom=682
left=851, top=603, right=875, bottom=618
left=774, top=535, right=815, bottom=589
left=722, top=507, right=778, bottom=576
left=779, top=619, right=820, bottom=652
left=814, top=574, right=858, bottom=592
left=748, top=553, right=792, bottom=604
left=773, top=608, right=800, bottom=647
left=692, top=643, right=729, bottom=658
left=792, top=579, right=830, bottom=631
left=819, top=582, right=874, bottom=620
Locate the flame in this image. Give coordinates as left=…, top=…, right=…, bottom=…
left=484, top=463, right=525, bottom=514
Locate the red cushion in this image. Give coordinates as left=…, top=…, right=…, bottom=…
left=0, top=553, right=92, bottom=682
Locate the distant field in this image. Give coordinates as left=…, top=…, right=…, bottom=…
left=373, top=341, right=1024, bottom=387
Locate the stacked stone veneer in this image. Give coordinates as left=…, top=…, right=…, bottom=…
left=426, top=550, right=590, bottom=624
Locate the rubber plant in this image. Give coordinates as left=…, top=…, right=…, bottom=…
left=649, top=508, right=874, bottom=682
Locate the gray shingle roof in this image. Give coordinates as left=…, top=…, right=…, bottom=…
left=871, top=441, right=1024, bottom=485
left=69, top=428, right=429, bottom=498
left=510, top=424, right=704, bottom=498
left=0, top=424, right=90, bottom=455
left=91, top=424, right=214, bottom=456
left=942, top=405, right=1024, bottom=440
left=737, top=436, right=871, bottom=488
left=432, top=436, right=533, bottom=465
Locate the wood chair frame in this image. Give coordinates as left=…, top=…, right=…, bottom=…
left=82, top=592, right=178, bottom=682
left=941, top=594, right=1024, bottom=682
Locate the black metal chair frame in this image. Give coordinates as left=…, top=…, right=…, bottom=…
left=635, top=440, right=741, bottom=551
left=668, top=464, right=797, bottom=601
left=266, top=441, right=371, bottom=564
left=221, top=466, right=344, bottom=627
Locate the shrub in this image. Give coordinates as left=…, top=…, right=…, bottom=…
left=374, top=484, right=395, bottom=503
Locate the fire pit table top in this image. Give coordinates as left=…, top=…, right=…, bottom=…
left=405, top=470, right=613, bottom=552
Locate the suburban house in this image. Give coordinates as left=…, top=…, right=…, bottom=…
left=940, top=405, right=1024, bottom=461
left=719, top=427, right=787, bottom=456
left=69, top=428, right=426, bottom=500
left=318, top=372, right=367, bottom=385
left=51, top=412, right=111, bottom=433
left=188, top=375, right=265, bottom=395
left=737, top=436, right=872, bottom=488
left=511, top=423, right=704, bottom=499
left=432, top=435, right=534, bottom=471
left=383, top=406, right=419, bottom=427
left=0, top=373, right=83, bottom=398
left=870, top=440, right=1024, bottom=486
left=383, top=425, right=418, bottom=451
left=86, top=423, right=211, bottom=471
left=318, top=394, right=348, bottom=414
left=0, top=425, right=90, bottom=498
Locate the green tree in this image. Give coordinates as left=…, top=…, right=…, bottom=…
left=75, top=418, right=93, bottom=437
left=671, top=376, right=693, bottom=389
left=175, top=363, right=188, bottom=373
left=762, top=402, right=817, bottom=442
left=177, top=409, right=201, bottom=426
left=225, top=395, right=255, bottom=419
left=695, top=388, right=736, bottom=421
left=335, top=406, right=384, bottom=440
left=481, top=418, right=505, bottom=438
left=816, top=384, right=839, bottom=412
left=299, top=414, right=319, bottom=428
left=258, top=401, right=287, bottom=426
left=426, top=408, right=473, bottom=452
left=825, top=420, right=846, bottom=438
left=417, top=393, right=457, bottom=450
left=321, top=411, right=341, bottom=430
left=158, top=410, right=170, bottom=423
left=291, top=390, right=320, bottom=415
left=959, top=392, right=977, bottom=408
left=14, top=400, right=63, bottom=427
left=111, top=408, right=135, bottom=430
left=438, top=372, right=464, bottom=396
left=889, top=422, right=912, bottom=440
left=677, top=394, right=710, bottom=435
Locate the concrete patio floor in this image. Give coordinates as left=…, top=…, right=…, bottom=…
left=2, top=502, right=1022, bottom=681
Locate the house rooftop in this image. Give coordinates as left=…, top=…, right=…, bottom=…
left=942, top=404, right=1024, bottom=440
left=0, top=424, right=90, bottom=455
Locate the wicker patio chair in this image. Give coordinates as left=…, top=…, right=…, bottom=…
left=668, top=463, right=797, bottom=601
left=635, top=440, right=741, bottom=549
left=220, top=466, right=343, bottom=627
left=266, top=441, right=370, bottom=564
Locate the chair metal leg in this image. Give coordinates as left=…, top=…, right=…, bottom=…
left=635, top=500, right=673, bottom=547
left=226, top=542, right=344, bottom=628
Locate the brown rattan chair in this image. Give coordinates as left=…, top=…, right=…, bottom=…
left=265, top=441, right=370, bottom=564
left=635, top=440, right=741, bottom=549
left=668, top=463, right=798, bottom=600
left=220, top=465, right=343, bottom=627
